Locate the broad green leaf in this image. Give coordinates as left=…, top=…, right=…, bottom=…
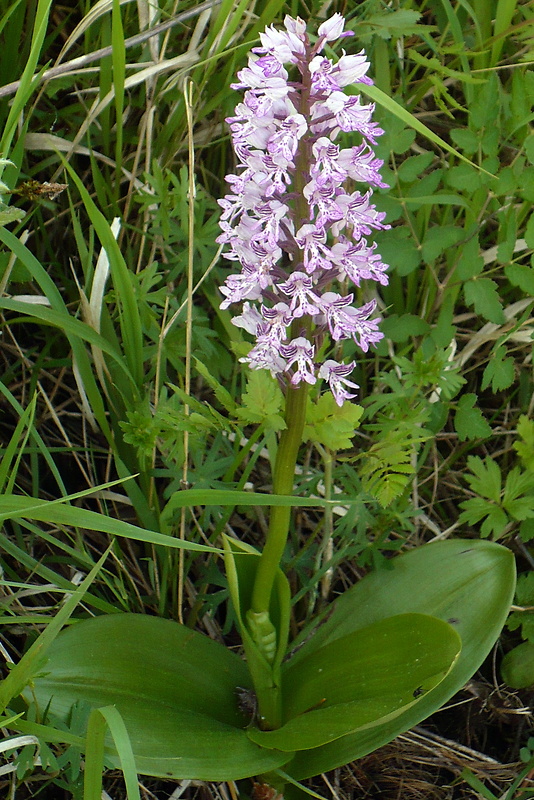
left=29, top=614, right=291, bottom=780
left=283, top=540, right=514, bottom=779
left=454, top=394, right=492, bottom=442
left=247, top=614, right=460, bottom=752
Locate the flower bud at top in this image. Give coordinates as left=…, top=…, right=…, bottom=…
left=218, top=14, right=390, bottom=405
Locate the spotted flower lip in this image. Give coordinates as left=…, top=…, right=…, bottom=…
left=218, top=14, right=389, bottom=405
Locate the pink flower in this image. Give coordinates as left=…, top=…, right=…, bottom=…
left=218, top=15, right=389, bottom=403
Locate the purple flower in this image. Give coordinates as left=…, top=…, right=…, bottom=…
left=319, top=360, right=360, bottom=406
left=218, top=15, right=390, bottom=403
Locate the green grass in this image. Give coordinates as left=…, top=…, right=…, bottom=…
left=0, top=0, right=533, bottom=796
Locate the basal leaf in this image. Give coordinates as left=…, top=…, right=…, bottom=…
left=283, top=540, right=514, bottom=779
left=29, top=614, right=291, bottom=780
left=247, top=614, right=460, bottom=752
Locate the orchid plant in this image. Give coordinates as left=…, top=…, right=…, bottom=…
left=21, top=14, right=514, bottom=796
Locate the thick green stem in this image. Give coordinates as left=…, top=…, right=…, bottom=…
left=251, top=379, right=309, bottom=614
left=248, top=378, right=309, bottom=729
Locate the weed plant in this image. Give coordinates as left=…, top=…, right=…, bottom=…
left=0, top=0, right=532, bottom=798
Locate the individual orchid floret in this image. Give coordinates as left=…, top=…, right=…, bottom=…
left=218, top=14, right=390, bottom=404
left=280, top=338, right=317, bottom=385
left=319, top=360, right=360, bottom=406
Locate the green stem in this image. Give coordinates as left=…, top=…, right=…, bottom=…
left=251, top=379, right=309, bottom=615
left=246, top=378, right=309, bottom=730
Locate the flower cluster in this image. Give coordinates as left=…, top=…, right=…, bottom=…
left=217, top=14, right=389, bottom=405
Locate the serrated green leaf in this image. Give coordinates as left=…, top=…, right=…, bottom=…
left=365, top=9, right=424, bottom=39
left=505, top=497, right=534, bottom=522
left=236, top=370, right=286, bottom=431
left=380, top=313, right=431, bottom=343
left=454, top=394, right=492, bottom=441
left=374, top=472, right=411, bottom=507
left=481, top=345, right=515, bottom=392
left=514, top=415, right=534, bottom=471
left=525, top=214, right=534, bottom=249
left=464, top=279, right=505, bottom=324
left=505, top=264, right=534, bottom=295
left=464, top=456, right=502, bottom=501
left=497, top=210, right=518, bottom=264
left=303, top=394, right=363, bottom=450
left=519, top=518, right=534, bottom=544
left=421, top=226, right=462, bottom=263
left=450, top=128, right=479, bottom=155
left=446, top=164, right=486, bottom=192
left=0, top=204, right=25, bottom=226
left=501, top=642, right=534, bottom=688
left=374, top=227, right=421, bottom=277
left=194, top=358, right=236, bottom=414
left=459, top=498, right=508, bottom=538
left=455, top=236, right=484, bottom=281
left=396, top=152, right=434, bottom=183
left=503, top=466, right=534, bottom=505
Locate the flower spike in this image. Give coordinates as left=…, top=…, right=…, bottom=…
left=219, top=15, right=389, bottom=405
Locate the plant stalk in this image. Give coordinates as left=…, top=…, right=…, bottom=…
left=251, top=379, right=309, bottom=616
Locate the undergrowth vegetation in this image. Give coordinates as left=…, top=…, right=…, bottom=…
left=0, top=0, right=533, bottom=798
